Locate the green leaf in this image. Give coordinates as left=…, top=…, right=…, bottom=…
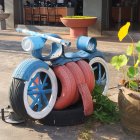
left=136, top=41, right=140, bottom=52
left=126, top=44, right=133, bottom=56
left=111, top=55, right=128, bottom=70
left=129, top=81, right=138, bottom=90
left=93, top=85, right=120, bottom=124
left=127, top=66, right=138, bottom=78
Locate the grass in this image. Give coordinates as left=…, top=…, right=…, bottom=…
left=92, top=85, right=120, bottom=123
left=78, top=85, right=120, bottom=139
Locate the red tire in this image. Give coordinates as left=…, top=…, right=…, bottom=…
left=65, top=62, right=85, bottom=103
left=78, top=83, right=94, bottom=116
left=53, top=65, right=77, bottom=110
left=77, top=60, right=95, bottom=92
left=66, top=62, right=93, bottom=116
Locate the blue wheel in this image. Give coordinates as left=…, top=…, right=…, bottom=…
left=89, top=57, right=109, bottom=96
left=9, top=61, right=58, bottom=120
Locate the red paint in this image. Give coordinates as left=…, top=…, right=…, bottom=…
left=60, top=18, right=97, bottom=38
left=77, top=60, right=95, bottom=92
left=53, top=65, right=77, bottom=110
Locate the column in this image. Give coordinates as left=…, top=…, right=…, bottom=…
left=4, top=0, right=14, bottom=28
left=83, top=0, right=103, bottom=34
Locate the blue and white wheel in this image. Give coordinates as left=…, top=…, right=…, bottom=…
left=24, top=68, right=57, bottom=119
left=9, top=64, right=58, bottom=120
left=89, top=57, right=109, bottom=96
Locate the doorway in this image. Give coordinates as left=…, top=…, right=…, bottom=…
left=109, top=0, right=140, bottom=31
left=0, top=0, right=4, bottom=11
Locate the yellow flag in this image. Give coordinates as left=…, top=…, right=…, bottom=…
left=118, top=22, right=130, bottom=41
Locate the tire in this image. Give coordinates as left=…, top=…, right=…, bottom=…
left=53, top=65, right=77, bottom=110
left=77, top=60, right=95, bottom=92
left=65, top=62, right=85, bottom=103
left=39, top=101, right=85, bottom=126
left=89, top=57, right=109, bottom=96
left=65, top=62, right=93, bottom=116
left=9, top=66, right=58, bottom=120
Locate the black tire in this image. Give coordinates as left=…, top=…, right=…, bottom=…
left=9, top=78, right=27, bottom=119
left=39, top=101, right=86, bottom=126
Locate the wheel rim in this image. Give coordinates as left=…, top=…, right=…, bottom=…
left=89, top=58, right=109, bottom=95
left=24, top=68, right=58, bottom=119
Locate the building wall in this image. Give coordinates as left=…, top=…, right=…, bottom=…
left=4, top=0, right=109, bottom=32
left=4, top=0, right=14, bottom=28
left=4, top=0, right=23, bottom=28
left=83, top=0, right=102, bottom=34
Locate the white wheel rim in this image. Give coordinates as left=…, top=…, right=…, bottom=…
left=89, top=57, right=109, bottom=96
left=24, top=68, right=58, bottom=119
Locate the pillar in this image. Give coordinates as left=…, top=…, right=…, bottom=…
left=83, top=0, right=102, bottom=34
left=4, top=0, right=14, bottom=28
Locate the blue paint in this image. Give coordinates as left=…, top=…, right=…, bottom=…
left=22, top=36, right=46, bottom=51
left=13, top=58, right=49, bottom=81
left=76, top=36, right=97, bottom=52
left=26, top=70, right=51, bottom=111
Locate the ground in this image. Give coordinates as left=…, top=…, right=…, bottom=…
left=0, top=29, right=140, bottom=140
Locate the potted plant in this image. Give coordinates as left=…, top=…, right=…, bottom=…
left=111, top=22, right=140, bottom=135
left=60, top=16, right=97, bottom=38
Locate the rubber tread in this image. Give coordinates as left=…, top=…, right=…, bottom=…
left=13, top=58, right=49, bottom=81
left=39, top=102, right=85, bottom=126
left=9, top=78, right=28, bottom=119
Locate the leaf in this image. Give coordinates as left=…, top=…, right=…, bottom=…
left=134, top=60, right=140, bottom=67
left=118, top=22, right=130, bottom=41
left=129, top=81, right=138, bottom=90
left=136, top=41, right=140, bottom=53
left=127, top=66, right=138, bottom=78
left=111, top=55, right=128, bottom=70
left=126, top=44, right=133, bottom=56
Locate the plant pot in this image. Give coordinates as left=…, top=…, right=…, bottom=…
left=0, top=13, right=10, bottom=21
left=60, top=17, right=97, bottom=38
left=118, top=86, right=140, bottom=135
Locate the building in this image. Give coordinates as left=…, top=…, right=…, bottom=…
left=3, top=0, right=140, bottom=34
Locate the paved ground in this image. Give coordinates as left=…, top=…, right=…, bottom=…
left=0, top=29, right=140, bottom=140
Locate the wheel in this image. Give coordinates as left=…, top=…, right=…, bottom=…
left=9, top=66, right=58, bottom=120
left=89, top=57, right=109, bottom=96
left=39, top=101, right=85, bottom=126
left=53, top=65, right=76, bottom=110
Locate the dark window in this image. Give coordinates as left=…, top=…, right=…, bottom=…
left=0, top=0, right=4, bottom=11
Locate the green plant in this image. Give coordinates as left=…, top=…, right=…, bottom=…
left=92, top=85, right=120, bottom=124
left=111, top=22, right=140, bottom=91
